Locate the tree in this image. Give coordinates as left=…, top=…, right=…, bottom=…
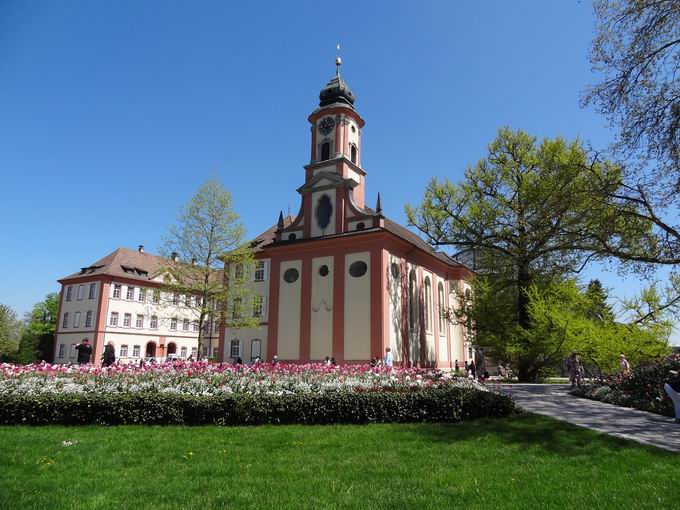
left=406, top=128, right=646, bottom=380
left=584, top=279, right=615, bottom=323
left=583, top=0, right=680, bottom=319
left=15, top=293, right=59, bottom=364
left=160, top=177, right=256, bottom=359
left=0, top=304, right=22, bottom=361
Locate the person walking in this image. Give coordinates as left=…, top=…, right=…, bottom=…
left=101, top=341, right=115, bottom=367
left=664, top=371, right=680, bottom=424
left=75, top=338, right=93, bottom=365
left=566, top=351, right=583, bottom=389
left=619, top=354, right=631, bottom=377
left=383, top=347, right=393, bottom=368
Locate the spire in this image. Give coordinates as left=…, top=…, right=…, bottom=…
left=319, top=45, right=355, bottom=108
left=375, top=193, right=383, bottom=216
left=336, top=44, right=342, bottom=77
left=277, top=211, right=284, bottom=229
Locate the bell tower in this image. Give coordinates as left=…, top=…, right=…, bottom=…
left=276, top=52, right=383, bottom=242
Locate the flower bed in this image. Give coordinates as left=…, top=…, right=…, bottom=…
left=0, top=362, right=516, bottom=425
left=571, top=354, right=680, bottom=417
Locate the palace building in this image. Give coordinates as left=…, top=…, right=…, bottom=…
left=53, top=59, right=472, bottom=368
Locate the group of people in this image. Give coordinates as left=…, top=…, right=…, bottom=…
left=566, top=351, right=633, bottom=389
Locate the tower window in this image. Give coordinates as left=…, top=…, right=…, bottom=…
left=321, top=142, right=330, bottom=161
left=351, top=144, right=357, bottom=164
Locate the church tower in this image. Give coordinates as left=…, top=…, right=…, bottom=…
left=277, top=55, right=383, bottom=242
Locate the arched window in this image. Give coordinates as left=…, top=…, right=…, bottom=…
left=350, top=144, right=357, bottom=164
left=408, top=270, right=418, bottom=331
left=424, top=277, right=432, bottom=333
left=321, top=142, right=330, bottom=160
left=438, top=282, right=445, bottom=334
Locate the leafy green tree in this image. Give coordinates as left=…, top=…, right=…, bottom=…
left=407, top=128, right=646, bottom=380
left=584, top=279, right=615, bottom=323
left=160, top=177, right=257, bottom=359
left=0, top=304, right=22, bottom=361
left=15, top=293, right=59, bottom=364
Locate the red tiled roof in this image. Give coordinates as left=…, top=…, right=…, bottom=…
left=59, top=248, right=224, bottom=283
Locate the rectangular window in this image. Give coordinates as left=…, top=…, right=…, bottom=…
left=123, top=313, right=132, bottom=327
left=73, top=311, right=81, bottom=328
left=184, top=295, right=191, bottom=307
left=88, top=283, right=97, bottom=299
left=126, top=286, right=135, bottom=300
left=234, top=263, right=243, bottom=281
left=232, top=298, right=241, bottom=319
left=253, top=296, right=263, bottom=317
left=172, top=293, right=179, bottom=305
left=180, top=346, right=188, bottom=358
left=69, top=344, right=76, bottom=358
left=62, top=312, right=69, bottom=328
left=132, top=345, right=140, bottom=357
left=135, top=314, right=144, bottom=328
left=191, top=347, right=198, bottom=358
left=66, top=286, right=73, bottom=301
left=254, top=261, right=266, bottom=281
left=183, top=319, right=189, bottom=331
left=85, top=310, right=93, bottom=328
left=212, top=347, right=218, bottom=358
left=120, top=345, right=128, bottom=357
left=138, top=288, right=146, bottom=302
left=192, top=320, right=199, bottom=332
left=170, top=318, right=178, bottom=330
left=58, top=344, right=65, bottom=358
left=230, top=340, right=240, bottom=358
left=113, top=284, right=121, bottom=299
left=202, top=347, right=208, bottom=357
left=152, top=289, right=160, bottom=303
left=150, top=315, right=158, bottom=329
left=109, top=312, right=118, bottom=327
left=77, top=284, right=84, bottom=300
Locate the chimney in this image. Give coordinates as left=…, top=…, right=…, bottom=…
left=138, top=245, right=144, bottom=253
left=171, top=252, right=179, bottom=262
left=191, top=258, right=197, bottom=266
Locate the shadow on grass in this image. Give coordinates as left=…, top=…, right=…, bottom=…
left=398, top=413, right=677, bottom=458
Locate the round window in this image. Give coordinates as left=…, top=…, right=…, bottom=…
left=349, top=261, right=368, bottom=278
left=356, top=222, right=365, bottom=231
left=288, top=233, right=297, bottom=241
left=283, top=268, right=299, bottom=283
left=390, top=263, right=400, bottom=278
left=319, top=265, right=329, bottom=277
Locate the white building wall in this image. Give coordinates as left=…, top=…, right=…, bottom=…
left=344, top=251, right=371, bottom=360
left=310, top=255, right=334, bottom=360
left=277, top=260, right=302, bottom=359
left=387, top=254, right=403, bottom=362
left=59, top=282, right=101, bottom=333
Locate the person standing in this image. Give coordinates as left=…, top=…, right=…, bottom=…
left=566, top=351, right=583, bottom=389
left=454, top=360, right=460, bottom=374
left=383, top=347, right=393, bottom=368
left=664, top=371, right=680, bottom=424
left=75, top=338, right=93, bottom=365
left=469, top=360, right=476, bottom=379
left=101, top=342, right=115, bottom=367
left=619, top=354, right=631, bottom=377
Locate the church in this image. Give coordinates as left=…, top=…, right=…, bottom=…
left=53, top=58, right=472, bottom=369
left=217, top=57, right=472, bottom=368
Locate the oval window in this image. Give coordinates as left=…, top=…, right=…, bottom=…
left=315, top=195, right=333, bottom=230
left=283, top=268, right=299, bottom=283
left=390, top=263, right=400, bottom=278
left=288, top=233, right=297, bottom=241
left=355, top=222, right=365, bottom=231
left=319, top=265, right=329, bottom=277
left=349, top=261, right=368, bottom=278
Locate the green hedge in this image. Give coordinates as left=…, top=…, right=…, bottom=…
left=0, top=387, right=516, bottom=426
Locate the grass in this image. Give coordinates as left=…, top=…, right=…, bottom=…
left=1, top=415, right=679, bottom=510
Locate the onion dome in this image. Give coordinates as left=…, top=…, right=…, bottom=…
left=319, top=54, right=355, bottom=108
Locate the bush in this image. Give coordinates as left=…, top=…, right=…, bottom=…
left=0, top=386, right=516, bottom=426
left=571, top=354, right=680, bottom=417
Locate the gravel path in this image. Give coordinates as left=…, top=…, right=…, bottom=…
left=497, top=383, right=680, bottom=453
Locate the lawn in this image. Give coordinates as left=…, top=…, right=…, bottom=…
left=1, top=415, right=679, bottom=510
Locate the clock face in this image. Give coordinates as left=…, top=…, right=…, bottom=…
left=318, top=117, right=335, bottom=136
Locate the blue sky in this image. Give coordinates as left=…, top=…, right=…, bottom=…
left=0, top=1, right=676, bottom=342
